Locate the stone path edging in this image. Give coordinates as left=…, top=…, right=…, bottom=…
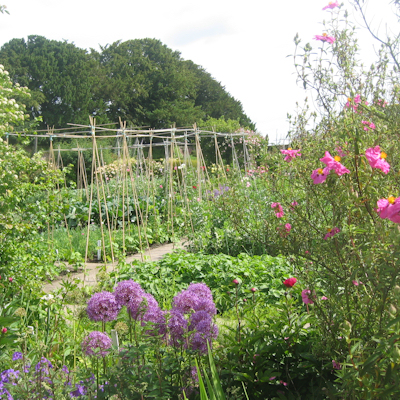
left=43, top=241, right=184, bottom=293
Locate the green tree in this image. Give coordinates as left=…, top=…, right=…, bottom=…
left=96, top=38, right=203, bottom=128
left=0, top=36, right=109, bottom=128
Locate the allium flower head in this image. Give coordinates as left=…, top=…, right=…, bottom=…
left=314, top=33, right=336, bottom=44
left=365, top=146, right=390, bottom=174
left=81, top=331, right=112, bottom=358
left=280, top=148, right=301, bottom=162
left=311, top=167, right=330, bottom=184
left=187, top=283, right=213, bottom=301
left=323, top=1, right=339, bottom=10
left=114, top=279, right=145, bottom=307
left=168, top=309, right=188, bottom=345
left=87, top=291, right=120, bottom=322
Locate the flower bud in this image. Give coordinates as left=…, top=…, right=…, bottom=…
left=251, top=288, right=257, bottom=293
left=1, top=328, right=7, bottom=334
left=233, top=279, right=239, bottom=285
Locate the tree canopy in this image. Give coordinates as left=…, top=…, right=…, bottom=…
left=0, top=36, right=255, bottom=130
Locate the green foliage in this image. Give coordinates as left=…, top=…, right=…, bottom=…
left=0, top=37, right=255, bottom=131
left=0, top=35, right=110, bottom=128
left=113, top=250, right=291, bottom=313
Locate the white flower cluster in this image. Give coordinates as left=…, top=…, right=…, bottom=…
left=0, top=64, right=30, bottom=134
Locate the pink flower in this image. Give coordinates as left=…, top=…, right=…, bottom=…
left=280, top=381, right=288, bottom=386
left=352, top=280, right=363, bottom=286
left=321, top=296, right=328, bottom=300
left=301, top=289, right=314, bottom=304
left=322, top=1, right=339, bottom=10
left=320, top=152, right=350, bottom=176
left=233, top=279, right=239, bottom=285
left=365, top=146, right=390, bottom=174
left=284, top=223, right=292, bottom=234
left=335, top=146, right=346, bottom=158
left=271, top=202, right=284, bottom=218
left=332, top=360, right=342, bottom=370
left=362, top=120, right=376, bottom=131
left=291, top=201, right=298, bottom=208
left=324, top=227, right=340, bottom=240
left=376, top=196, right=400, bottom=223
left=269, top=376, right=276, bottom=381
left=251, top=288, right=257, bottom=293
left=311, top=167, right=330, bottom=184
left=280, top=148, right=301, bottom=162
left=159, top=185, right=163, bottom=188
left=314, top=33, right=336, bottom=44
left=346, top=95, right=361, bottom=111
left=283, top=277, right=297, bottom=288
left=246, top=181, right=251, bottom=188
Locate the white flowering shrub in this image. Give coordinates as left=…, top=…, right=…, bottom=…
left=0, top=64, right=30, bottom=134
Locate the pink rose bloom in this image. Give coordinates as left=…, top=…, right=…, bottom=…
left=301, top=289, right=314, bottom=304
left=365, top=146, right=390, bottom=174
left=280, top=148, right=301, bottom=162
left=311, top=167, right=330, bottom=184
left=314, top=34, right=336, bottom=44
left=324, top=227, right=340, bottom=240
left=271, top=202, right=284, bottom=218
left=322, top=1, right=339, bottom=10
left=320, top=152, right=350, bottom=176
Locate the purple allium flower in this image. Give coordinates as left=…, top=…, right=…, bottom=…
left=172, top=290, right=200, bottom=314
left=12, top=352, right=22, bottom=361
left=114, top=279, right=144, bottom=308
left=173, top=284, right=216, bottom=316
left=186, top=283, right=213, bottom=301
left=168, top=309, right=188, bottom=345
left=188, top=311, right=219, bottom=353
left=87, top=291, right=120, bottom=322
left=81, top=331, right=112, bottom=358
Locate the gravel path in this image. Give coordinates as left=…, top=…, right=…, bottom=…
left=42, top=241, right=184, bottom=293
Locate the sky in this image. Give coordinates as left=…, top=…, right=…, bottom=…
left=0, top=0, right=397, bottom=143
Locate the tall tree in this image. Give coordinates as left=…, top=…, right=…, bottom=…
left=0, top=36, right=109, bottom=128
left=97, top=38, right=204, bottom=128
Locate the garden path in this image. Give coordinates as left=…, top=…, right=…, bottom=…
left=42, top=241, right=184, bottom=293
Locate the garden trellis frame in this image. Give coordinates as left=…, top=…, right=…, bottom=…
left=6, top=119, right=254, bottom=279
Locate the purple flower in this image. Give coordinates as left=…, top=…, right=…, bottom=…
left=12, top=352, right=22, bottom=361
left=81, top=331, right=112, bottom=358
left=168, top=309, right=188, bottom=345
left=70, top=383, right=87, bottom=397
left=186, top=283, right=213, bottom=301
left=114, top=280, right=144, bottom=308
left=172, top=290, right=201, bottom=315
left=87, top=291, right=120, bottom=322
left=35, top=357, right=53, bottom=374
